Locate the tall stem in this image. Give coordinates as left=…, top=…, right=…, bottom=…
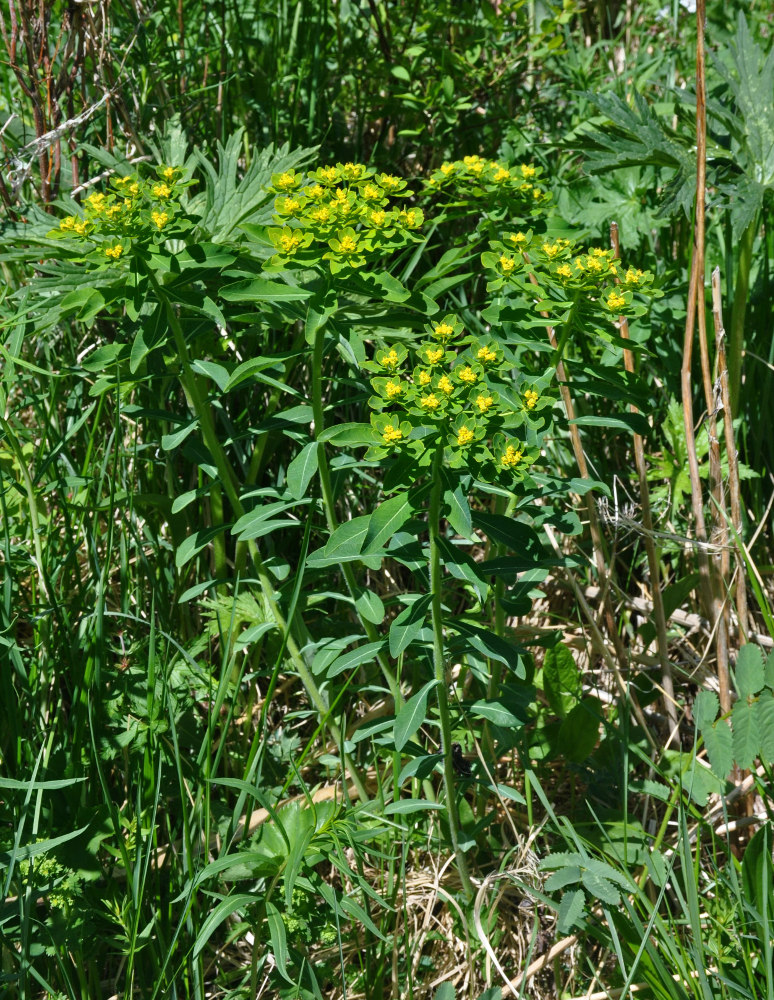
left=149, top=273, right=368, bottom=800
left=428, top=447, right=473, bottom=901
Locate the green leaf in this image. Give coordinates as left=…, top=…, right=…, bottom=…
left=318, top=422, right=375, bottom=447
left=557, top=889, right=586, bottom=934
left=433, top=983, right=455, bottom=1000
left=543, top=642, right=580, bottom=718
left=451, top=620, right=525, bottom=678
left=732, top=699, right=760, bottom=771
left=545, top=866, right=581, bottom=892
left=394, top=679, right=438, bottom=751
left=398, top=754, right=443, bottom=784
left=286, top=441, right=319, bottom=500
left=758, top=691, right=774, bottom=765
left=389, top=594, right=433, bottom=658
left=471, top=512, right=544, bottom=562
left=355, top=587, right=385, bottom=625
left=193, top=893, right=256, bottom=958
left=569, top=412, right=651, bottom=437
left=265, top=902, right=292, bottom=983
left=765, top=649, right=774, bottom=690
left=436, top=535, right=488, bottom=604
left=444, top=479, right=472, bottom=539
left=581, top=870, right=620, bottom=906
left=384, top=799, right=444, bottom=815
left=469, top=699, right=524, bottom=729
left=557, top=698, right=602, bottom=762
left=176, top=525, right=230, bottom=568
left=703, top=717, right=734, bottom=778
left=363, top=491, right=417, bottom=553
left=693, top=690, right=719, bottom=730
left=323, top=640, right=386, bottom=679
left=220, top=276, right=311, bottom=301
left=308, top=516, right=371, bottom=566
left=735, top=644, right=765, bottom=698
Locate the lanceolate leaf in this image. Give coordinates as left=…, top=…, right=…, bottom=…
left=394, top=679, right=438, bottom=751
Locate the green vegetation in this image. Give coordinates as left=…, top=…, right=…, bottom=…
left=1, top=1, right=774, bottom=998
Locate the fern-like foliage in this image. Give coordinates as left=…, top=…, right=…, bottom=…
left=695, top=644, right=774, bottom=778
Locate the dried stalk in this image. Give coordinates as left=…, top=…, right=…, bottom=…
left=610, top=222, right=679, bottom=738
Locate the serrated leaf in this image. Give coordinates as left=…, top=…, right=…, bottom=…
left=581, top=870, right=620, bottom=906
left=544, top=866, right=581, bottom=892
left=735, top=644, right=765, bottom=698
left=394, top=680, right=438, bottom=751
left=557, top=889, right=586, bottom=934
left=703, top=717, right=734, bottom=778
left=758, top=691, right=774, bottom=765
left=693, top=689, right=720, bottom=730
left=732, top=699, right=760, bottom=770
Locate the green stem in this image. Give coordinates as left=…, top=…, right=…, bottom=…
left=311, top=325, right=401, bottom=705
left=728, top=216, right=756, bottom=416
left=149, top=273, right=368, bottom=801
left=428, top=446, right=473, bottom=901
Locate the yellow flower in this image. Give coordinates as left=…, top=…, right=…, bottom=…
left=425, top=347, right=444, bottom=365
left=378, top=173, right=401, bottom=191
left=151, top=210, right=169, bottom=230
left=493, top=166, right=510, bottom=183
left=279, top=197, right=302, bottom=214
left=625, top=267, right=644, bottom=285
left=607, top=290, right=626, bottom=311
left=501, top=444, right=523, bottom=469
left=104, top=205, right=121, bottom=218
left=556, top=262, right=573, bottom=280
left=437, top=375, right=453, bottom=395
left=475, top=394, right=494, bottom=413
left=477, top=346, right=497, bottom=364
left=152, top=183, right=171, bottom=198
left=162, top=166, right=177, bottom=180
left=509, top=232, right=528, bottom=246
left=523, top=389, right=539, bottom=410
left=420, top=394, right=441, bottom=411
left=586, top=256, right=603, bottom=273
left=499, top=255, right=516, bottom=274
left=73, top=220, right=88, bottom=235
left=440, top=162, right=455, bottom=175
left=433, top=322, right=454, bottom=342
left=456, top=426, right=475, bottom=446
left=86, top=192, right=106, bottom=212
left=362, top=183, right=381, bottom=201
left=380, top=349, right=400, bottom=369
left=542, top=242, right=561, bottom=259
left=104, top=244, right=124, bottom=259
left=338, top=234, right=358, bottom=255
left=400, top=208, right=420, bottom=228
left=129, top=182, right=139, bottom=195
left=382, top=425, right=403, bottom=445
left=279, top=232, right=302, bottom=255
left=385, top=380, right=403, bottom=398
left=306, top=184, right=325, bottom=201
left=319, top=166, right=339, bottom=184
left=276, top=171, right=298, bottom=191
left=520, top=164, right=536, bottom=179
left=463, top=155, right=481, bottom=167
left=59, top=216, right=76, bottom=231
left=457, top=366, right=477, bottom=384
left=370, top=209, right=388, bottom=227
left=311, top=206, right=332, bottom=224
left=469, top=161, right=484, bottom=175
left=342, top=162, right=364, bottom=180
left=418, top=369, right=432, bottom=386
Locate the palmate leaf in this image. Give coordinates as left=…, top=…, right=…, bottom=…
left=572, top=90, right=696, bottom=218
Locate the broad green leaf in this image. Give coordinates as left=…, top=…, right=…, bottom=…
left=176, top=525, right=230, bottom=568
left=451, top=620, right=525, bottom=677
left=544, top=866, right=581, bottom=892
left=444, top=479, right=472, bottom=539
left=765, top=649, right=774, bottom=690
left=394, top=679, right=438, bottom=751
left=220, top=276, right=310, bottom=301
left=557, top=889, right=586, bottom=934
left=735, top=644, right=765, bottom=698
left=363, top=492, right=417, bottom=553
left=469, top=699, right=524, bottom=729
left=355, top=587, right=385, bottom=625
left=384, top=799, right=444, bottom=815
left=569, top=412, right=650, bottom=436
left=758, top=691, right=774, bottom=765
left=703, top=717, right=734, bottom=778
left=191, top=359, right=230, bottom=392
left=557, top=698, right=602, bottom=762
left=389, top=594, right=433, bottom=658
left=323, top=640, right=386, bottom=679
left=286, top=441, right=319, bottom=500
left=543, top=642, right=580, bottom=718
left=308, top=516, right=370, bottom=566
left=317, top=422, right=375, bottom=447
left=472, top=512, right=544, bottom=561
left=398, top=754, right=442, bottom=784
left=732, top=699, right=760, bottom=770
left=433, top=983, right=455, bottom=1000
left=162, top=419, right=199, bottom=451
left=435, top=535, right=488, bottom=603
left=693, top=690, right=719, bottom=730
left=581, top=870, right=620, bottom=906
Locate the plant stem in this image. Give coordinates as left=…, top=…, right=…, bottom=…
left=428, top=446, right=473, bottom=902
left=150, top=273, right=368, bottom=800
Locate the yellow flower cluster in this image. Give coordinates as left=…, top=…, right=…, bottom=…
left=523, top=389, right=539, bottom=410
left=501, top=444, right=523, bottom=469
left=382, top=425, right=404, bottom=445
left=428, top=155, right=549, bottom=204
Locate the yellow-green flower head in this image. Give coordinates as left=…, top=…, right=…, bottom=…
left=457, top=366, right=477, bottom=384
left=499, top=254, right=516, bottom=274
left=86, top=192, right=107, bottom=212
left=362, top=182, right=381, bottom=201
left=586, top=255, right=604, bottom=273
left=432, top=321, right=455, bottom=342
left=152, top=182, right=171, bottom=198
left=400, top=207, right=422, bottom=229
left=508, top=231, right=528, bottom=247
left=456, top=426, right=475, bottom=447
left=625, top=267, right=644, bottom=285
left=318, top=165, right=340, bottom=184
left=277, top=195, right=303, bottom=215
left=60, top=215, right=77, bottom=231
left=475, top=393, right=494, bottom=413
left=440, top=161, right=456, bottom=176
left=468, top=160, right=485, bottom=175
left=151, top=210, right=169, bottom=230
left=382, top=425, right=403, bottom=445
left=463, top=155, right=481, bottom=168
left=306, top=184, right=325, bottom=201
left=341, top=161, right=365, bottom=180
left=162, top=166, right=178, bottom=181
left=385, top=380, right=403, bottom=398
left=424, top=346, right=444, bottom=365
left=589, top=247, right=610, bottom=258
left=369, top=209, right=388, bottom=228
left=420, top=393, right=441, bottom=411
left=477, top=346, right=497, bottom=364
left=418, top=369, right=432, bottom=386
left=556, top=262, right=573, bottom=280
left=73, top=219, right=88, bottom=235
left=336, top=232, right=359, bottom=255
left=380, top=349, right=400, bottom=369
left=104, top=244, right=124, bottom=259
left=278, top=231, right=303, bottom=255
left=523, top=388, right=539, bottom=410
left=501, top=443, right=523, bottom=469
left=542, top=241, right=563, bottom=259
left=437, top=374, right=454, bottom=395
left=378, top=173, right=402, bottom=192
left=275, top=170, right=300, bottom=191
left=520, top=163, right=537, bottom=179
left=311, top=205, right=333, bottom=224
left=607, top=289, right=626, bottom=311
left=493, top=166, right=511, bottom=183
